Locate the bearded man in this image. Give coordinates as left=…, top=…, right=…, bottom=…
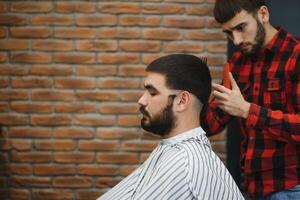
left=97, top=54, right=244, bottom=200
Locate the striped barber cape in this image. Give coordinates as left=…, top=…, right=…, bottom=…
left=97, top=127, right=244, bottom=200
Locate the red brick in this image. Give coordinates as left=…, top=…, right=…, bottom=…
left=54, top=127, right=94, bottom=139
left=206, top=54, right=226, bottom=65
left=118, top=115, right=140, bottom=126
left=0, top=27, right=6, bottom=37
left=54, top=53, right=96, bottom=64
left=98, top=78, right=140, bottom=89
left=53, top=177, right=93, bottom=188
left=95, top=177, right=120, bottom=188
left=186, top=5, right=214, bottom=16
left=32, top=189, right=73, bottom=200
left=55, top=103, right=96, bottom=113
left=97, top=153, right=139, bottom=164
left=0, top=14, right=27, bottom=25
left=32, top=40, right=73, bottom=51
left=0, top=91, right=29, bottom=100
left=119, top=165, right=138, bottom=176
left=11, top=77, right=52, bottom=88
left=10, top=2, right=52, bottom=13
left=77, top=165, right=117, bottom=176
left=206, top=42, right=227, bottom=53
left=96, top=127, right=139, bottom=139
left=55, top=2, right=96, bottom=13
left=4, top=139, right=32, bottom=150
left=0, top=79, right=8, bottom=88
left=211, top=141, right=226, bottom=153
left=11, top=151, right=52, bottom=163
left=76, top=91, right=119, bottom=101
left=140, top=152, right=151, bottom=162
left=0, top=114, right=29, bottom=125
left=98, top=28, right=141, bottom=39
left=31, top=15, right=73, bottom=26
left=73, top=114, right=116, bottom=126
left=55, top=78, right=96, bottom=89
left=142, top=53, right=166, bottom=64
left=8, top=164, right=32, bottom=175
left=0, top=65, right=29, bottom=75
left=120, top=15, right=160, bottom=26
left=30, top=65, right=72, bottom=76
left=119, top=65, right=146, bottom=77
left=11, top=52, right=52, bottom=64
left=99, top=3, right=140, bottom=14
left=163, top=16, right=205, bottom=28
left=142, top=3, right=183, bottom=14
left=32, top=90, right=75, bottom=101
left=31, top=115, right=72, bottom=126
left=54, top=152, right=94, bottom=163
left=76, top=40, right=117, bottom=52
left=120, top=91, right=143, bottom=102
left=10, top=176, right=51, bottom=187
left=99, top=103, right=139, bottom=114
left=55, top=28, right=97, bottom=39
left=8, top=127, right=52, bottom=138
left=34, top=164, right=75, bottom=175
left=9, top=188, right=30, bottom=200
left=0, top=2, right=7, bottom=12
left=185, top=30, right=226, bottom=40
left=0, top=52, right=6, bottom=62
left=143, top=28, right=182, bottom=40
left=76, top=15, right=117, bottom=26
left=75, top=190, right=103, bottom=200
left=75, top=65, right=117, bottom=76
left=0, top=102, right=8, bottom=112
left=163, top=41, right=204, bottom=52
left=0, top=39, right=29, bottom=50
left=78, top=141, right=119, bottom=151
left=120, top=41, right=160, bottom=52
left=98, top=53, right=139, bottom=64
left=10, top=27, right=51, bottom=38
left=34, top=140, right=76, bottom=151
left=206, top=17, right=221, bottom=28
left=122, top=140, right=158, bottom=152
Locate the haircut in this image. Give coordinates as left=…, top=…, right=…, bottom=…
left=214, top=0, right=266, bottom=23
left=146, top=54, right=211, bottom=105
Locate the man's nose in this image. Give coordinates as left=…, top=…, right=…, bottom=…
left=232, top=32, right=243, bottom=46
left=138, top=93, right=147, bottom=106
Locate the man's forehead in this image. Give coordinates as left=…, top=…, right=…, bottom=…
left=222, top=10, right=251, bottom=30
left=144, top=72, right=167, bottom=89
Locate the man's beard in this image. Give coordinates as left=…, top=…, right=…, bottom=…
left=140, top=96, right=176, bottom=137
left=241, top=18, right=266, bottom=55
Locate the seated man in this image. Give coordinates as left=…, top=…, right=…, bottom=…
left=97, top=54, right=244, bottom=200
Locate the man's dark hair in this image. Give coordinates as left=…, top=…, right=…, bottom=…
left=214, top=0, right=266, bottom=23
left=146, top=54, right=211, bottom=105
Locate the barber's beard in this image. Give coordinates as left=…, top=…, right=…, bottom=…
left=242, top=18, right=266, bottom=55
left=140, top=96, right=176, bottom=137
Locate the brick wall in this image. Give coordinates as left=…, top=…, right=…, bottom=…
left=0, top=1, right=227, bottom=199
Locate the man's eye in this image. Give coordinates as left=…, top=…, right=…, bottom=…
left=236, top=24, right=245, bottom=32
left=149, top=92, right=157, bottom=96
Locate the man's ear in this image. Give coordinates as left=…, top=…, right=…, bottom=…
left=175, top=91, right=191, bottom=112
left=258, top=5, right=270, bottom=23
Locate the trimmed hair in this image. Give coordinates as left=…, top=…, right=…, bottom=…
left=146, top=54, right=211, bottom=105
left=214, top=0, right=266, bottom=23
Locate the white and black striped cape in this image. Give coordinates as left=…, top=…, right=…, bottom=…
left=97, top=127, right=244, bottom=200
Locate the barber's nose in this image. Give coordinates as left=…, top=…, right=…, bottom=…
left=232, top=32, right=243, bottom=46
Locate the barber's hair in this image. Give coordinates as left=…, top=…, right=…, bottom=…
left=214, top=0, right=266, bottom=23
left=146, top=54, right=211, bottom=105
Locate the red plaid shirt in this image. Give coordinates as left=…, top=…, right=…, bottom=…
left=201, top=28, right=300, bottom=198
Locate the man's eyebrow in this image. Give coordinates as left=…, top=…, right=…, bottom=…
left=144, top=84, right=158, bottom=91
left=223, top=22, right=246, bottom=33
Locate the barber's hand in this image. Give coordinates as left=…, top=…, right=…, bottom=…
left=212, top=73, right=250, bottom=119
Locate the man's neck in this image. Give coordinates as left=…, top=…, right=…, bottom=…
left=162, top=120, right=200, bottom=139
left=263, top=24, right=278, bottom=47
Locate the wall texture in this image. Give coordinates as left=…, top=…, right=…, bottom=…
left=0, top=1, right=227, bottom=199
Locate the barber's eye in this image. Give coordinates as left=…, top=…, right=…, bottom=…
left=236, top=24, right=245, bottom=32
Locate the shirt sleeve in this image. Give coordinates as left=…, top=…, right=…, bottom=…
left=246, top=50, right=300, bottom=143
